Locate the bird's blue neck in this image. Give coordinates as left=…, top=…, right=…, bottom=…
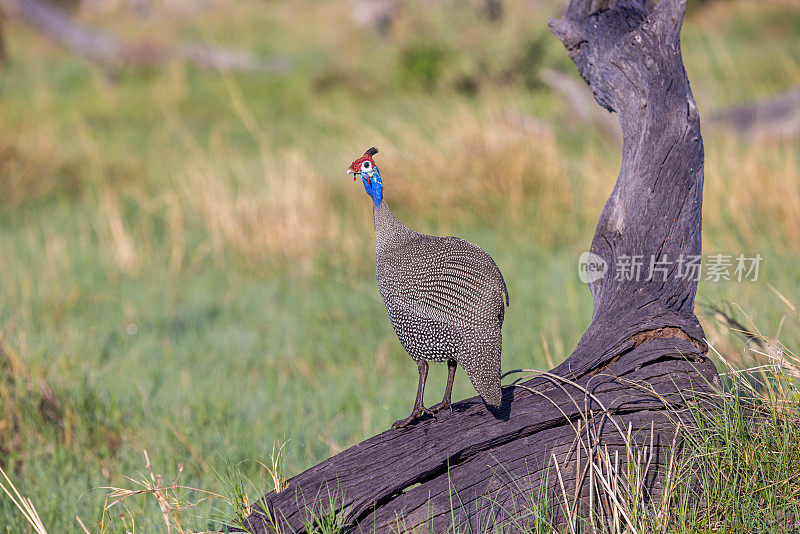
left=361, top=167, right=383, bottom=208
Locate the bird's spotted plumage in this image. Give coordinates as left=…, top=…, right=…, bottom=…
left=349, top=147, right=509, bottom=427
left=374, top=203, right=508, bottom=409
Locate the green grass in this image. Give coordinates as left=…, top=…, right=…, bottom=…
left=0, top=0, right=799, bottom=531
left=677, top=348, right=800, bottom=532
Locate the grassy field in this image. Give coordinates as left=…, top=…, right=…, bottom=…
left=1, top=0, right=799, bottom=531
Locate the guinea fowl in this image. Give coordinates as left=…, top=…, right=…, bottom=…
left=348, top=147, right=510, bottom=428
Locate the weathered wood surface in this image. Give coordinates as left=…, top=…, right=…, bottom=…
left=243, top=0, right=718, bottom=531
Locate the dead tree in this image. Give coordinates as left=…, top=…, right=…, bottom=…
left=243, top=0, right=719, bottom=531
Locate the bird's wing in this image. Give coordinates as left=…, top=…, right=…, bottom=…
left=382, top=236, right=508, bottom=328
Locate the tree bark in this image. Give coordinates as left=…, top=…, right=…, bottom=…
left=243, top=0, right=718, bottom=531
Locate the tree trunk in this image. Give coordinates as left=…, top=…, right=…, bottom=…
left=243, top=0, right=718, bottom=531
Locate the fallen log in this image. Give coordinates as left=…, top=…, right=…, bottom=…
left=243, top=0, right=719, bottom=531
left=540, top=67, right=621, bottom=143
left=709, top=87, right=800, bottom=139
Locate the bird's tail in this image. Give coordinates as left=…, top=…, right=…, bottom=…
left=461, top=332, right=502, bottom=408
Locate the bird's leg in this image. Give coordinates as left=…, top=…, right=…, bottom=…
left=392, top=361, right=433, bottom=429
left=431, top=360, right=457, bottom=414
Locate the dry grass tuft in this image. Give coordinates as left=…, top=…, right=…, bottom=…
left=501, top=367, right=676, bottom=533
left=99, top=450, right=221, bottom=534
left=100, top=446, right=291, bottom=533
left=0, top=124, right=85, bottom=208
left=0, top=463, right=47, bottom=534
left=178, top=149, right=341, bottom=271
left=704, top=132, right=800, bottom=253
left=98, top=188, right=142, bottom=275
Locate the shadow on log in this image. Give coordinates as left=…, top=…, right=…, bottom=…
left=243, top=0, right=719, bottom=531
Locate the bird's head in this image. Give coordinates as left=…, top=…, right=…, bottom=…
left=347, top=147, right=382, bottom=208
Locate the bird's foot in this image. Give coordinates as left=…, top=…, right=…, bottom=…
left=429, top=400, right=452, bottom=414
left=391, top=406, right=433, bottom=429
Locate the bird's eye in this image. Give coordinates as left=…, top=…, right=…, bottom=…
left=361, top=161, right=371, bottom=171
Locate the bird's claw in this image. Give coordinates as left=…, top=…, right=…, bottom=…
left=429, top=401, right=453, bottom=415
left=391, top=406, right=433, bottom=429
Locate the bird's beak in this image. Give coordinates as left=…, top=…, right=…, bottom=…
left=346, top=168, right=354, bottom=175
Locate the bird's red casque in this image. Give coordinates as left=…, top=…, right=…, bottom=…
left=349, top=157, right=375, bottom=180
left=349, top=147, right=379, bottom=183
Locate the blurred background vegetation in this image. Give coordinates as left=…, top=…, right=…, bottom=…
left=0, top=0, right=798, bottom=530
